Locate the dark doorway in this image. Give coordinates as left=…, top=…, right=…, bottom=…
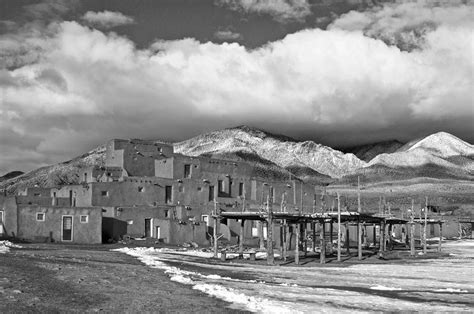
left=145, top=218, right=152, bottom=237
left=62, top=216, right=73, bottom=241
left=165, top=186, right=172, bottom=204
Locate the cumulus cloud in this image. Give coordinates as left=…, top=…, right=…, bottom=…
left=81, top=10, right=134, bottom=29
left=217, top=0, right=311, bottom=23
left=0, top=1, right=473, bottom=174
left=214, top=29, right=242, bottom=41
left=329, top=0, right=474, bottom=51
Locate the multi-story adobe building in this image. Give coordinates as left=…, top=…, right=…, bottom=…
left=1, top=139, right=334, bottom=245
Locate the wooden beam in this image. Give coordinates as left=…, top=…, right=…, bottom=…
left=213, top=200, right=218, bottom=258
left=379, top=221, right=385, bottom=253
left=312, top=222, right=316, bottom=252
left=357, top=178, right=362, bottom=260
left=259, top=221, right=265, bottom=250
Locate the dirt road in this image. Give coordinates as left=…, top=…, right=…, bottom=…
left=0, top=243, right=243, bottom=313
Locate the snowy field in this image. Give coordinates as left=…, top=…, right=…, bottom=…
left=114, top=240, right=474, bottom=313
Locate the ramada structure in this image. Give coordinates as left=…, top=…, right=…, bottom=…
left=0, top=139, right=469, bottom=263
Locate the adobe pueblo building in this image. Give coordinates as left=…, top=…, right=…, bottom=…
left=0, top=139, right=324, bottom=245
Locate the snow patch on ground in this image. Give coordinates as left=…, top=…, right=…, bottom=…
left=370, top=285, right=402, bottom=291
left=434, top=288, right=468, bottom=293
left=113, top=247, right=291, bottom=313
left=0, top=240, right=22, bottom=254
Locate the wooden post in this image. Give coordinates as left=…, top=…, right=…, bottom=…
left=357, top=178, right=362, bottom=260
left=410, top=199, right=415, bottom=257
left=438, top=222, right=442, bottom=252
left=259, top=221, right=265, bottom=250
left=379, top=221, right=385, bottom=252
left=373, top=225, right=377, bottom=248
left=423, top=196, right=428, bottom=254
left=303, top=222, right=308, bottom=257
left=213, top=200, right=218, bottom=258
left=267, top=194, right=274, bottom=265
left=329, top=220, right=334, bottom=254
left=312, top=222, right=316, bottom=252
left=239, top=219, right=245, bottom=259
left=320, top=221, right=326, bottom=264
left=282, top=220, right=287, bottom=261
left=337, top=192, right=341, bottom=262
left=295, top=223, right=300, bottom=265
left=345, top=222, right=350, bottom=254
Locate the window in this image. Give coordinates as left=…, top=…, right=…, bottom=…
left=184, top=164, right=191, bottom=178
left=138, top=186, right=144, bottom=192
left=201, top=215, right=209, bottom=224
left=84, top=173, right=88, bottom=182
left=0, top=211, right=4, bottom=224
left=36, top=213, right=45, bottom=221
left=165, top=186, right=172, bottom=204
left=209, top=185, right=215, bottom=201
left=34, top=193, right=41, bottom=197
left=178, top=185, right=184, bottom=193
left=80, top=215, right=89, bottom=223
left=101, top=191, right=108, bottom=196
left=239, top=182, right=244, bottom=197
left=164, top=210, right=169, bottom=218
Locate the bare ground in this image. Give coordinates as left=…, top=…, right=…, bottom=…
left=0, top=243, right=244, bottom=313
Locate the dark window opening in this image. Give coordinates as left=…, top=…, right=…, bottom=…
left=220, top=218, right=228, bottom=225
left=164, top=209, right=169, bottom=218
left=84, top=173, right=87, bottom=182
left=178, top=185, right=184, bottom=193
left=184, top=164, right=191, bottom=178
left=101, top=191, right=108, bottom=196
left=34, top=193, right=41, bottom=197
left=138, top=186, right=144, bottom=192
left=218, top=180, right=224, bottom=193
left=209, top=186, right=215, bottom=202
left=165, top=186, right=172, bottom=204
left=239, top=183, right=244, bottom=197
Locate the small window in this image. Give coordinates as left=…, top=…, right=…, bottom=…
left=197, top=187, right=202, bottom=191
left=218, top=180, right=224, bottom=193
left=165, top=186, right=172, bottom=204
left=138, top=186, right=144, bottom=192
left=101, top=191, right=109, bottom=196
left=36, top=213, right=45, bottom=221
left=209, top=185, right=215, bottom=201
left=178, top=185, right=184, bottom=193
left=201, top=215, right=209, bottom=224
left=184, top=164, right=191, bottom=178
left=239, top=182, right=244, bottom=197
left=80, top=215, right=89, bottom=223
left=34, top=193, right=41, bottom=197
left=164, top=209, right=169, bottom=218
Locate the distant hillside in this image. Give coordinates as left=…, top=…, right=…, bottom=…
left=174, top=125, right=364, bottom=178
left=343, top=140, right=404, bottom=162
left=0, top=146, right=106, bottom=195
left=0, top=171, right=24, bottom=182
left=344, top=132, right=474, bottom=183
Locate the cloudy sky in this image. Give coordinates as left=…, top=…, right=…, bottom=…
left=0, top=0, right=473, bottom=174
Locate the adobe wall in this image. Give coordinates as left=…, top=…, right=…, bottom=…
left=0, top=196, right=18, bottom=237
left=17, top=205, right=102, bottom=244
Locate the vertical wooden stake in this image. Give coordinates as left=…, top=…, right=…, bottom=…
left=345, top=222, right=350, bottom=254
left=320, top=221, right=326, bottom=264
left=295, top=223, right=300, bottom=265
left=410, top=199, right=415, bottom=257
left=266, top=194, right=275, bottom=265
left=357, top=178, right=362, bottom=260
left=373, top=224, right=377, bottom=248
left=312, top=222, right=316, bottom=252
left=423, top=196, right=428, bottom=254
left=337, top=192, right=341, bottom=262
left=267, top=194, right=274, bottom=265
left=259, top=221, right=265, bottom=250
left=438, top=223, right=442, bottom=252
left=379, top=221, right=385, bottom=252
left=303, top=222, right=308, bottom=257
left=239, top=219, right=245, bottom=259
left=283, top=219, right=288, bottom=261
left=330, top=220, right=334, bottom=254
left=213, top=200, right=218, bottom=258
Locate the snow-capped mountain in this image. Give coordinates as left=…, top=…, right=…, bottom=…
left=174, top=126, right=365, bottom=178
left=366, top=132, right=474, bottom=169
